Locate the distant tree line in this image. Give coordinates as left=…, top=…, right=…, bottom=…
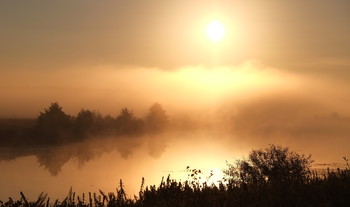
left=0, top=102, right=168, bottom=146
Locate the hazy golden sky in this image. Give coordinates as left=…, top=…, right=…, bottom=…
left=1, top=0, right=350, bottom=68
left=1, top=0, right=350, bottom=117
left=1, top=1, right=350, bottom=199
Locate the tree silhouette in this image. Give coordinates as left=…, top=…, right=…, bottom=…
left=146, top=103, right=168, bottom=133
left=36, top=102, right=72, bottom=144
left=74, top=109, right=99, bottom=138
left=116, top=108, right=143, bottom=134
left=117, top=108, right=134, bottom=123
left=224, top=145, right=313, bottom=185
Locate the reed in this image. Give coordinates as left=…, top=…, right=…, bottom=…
left=1, top=166, right=349, bottom=207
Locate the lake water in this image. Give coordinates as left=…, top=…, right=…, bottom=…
left=0, top=133, right=235, bottom=201
left=0, top=132, right=348, bottom=201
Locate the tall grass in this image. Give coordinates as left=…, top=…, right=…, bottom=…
left=1, top=166, right=350, bottom=207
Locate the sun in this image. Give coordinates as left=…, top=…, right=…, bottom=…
left=205, top=20, right=226, bottom=43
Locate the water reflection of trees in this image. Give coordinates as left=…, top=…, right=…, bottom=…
left=2, top=146, right=350, bottom=206
left=0, top=137, right=141, bottom=175
left=0, top=102, right=169, bottom=175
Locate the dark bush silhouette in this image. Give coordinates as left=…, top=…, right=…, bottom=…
left=35, top=102, right=72, bottom=144
left=224, top=145, right=313, bottom=185
left=74, top=109, right=101, bottom=138
left=0, top=102, right=174, bottom=174
left=0, top=119, right=35, bottom=146
left=115, top=108, right=143, bottom=135
left=146, top=103, right=168, bottom=133
left=1, top=102, right=171, bottom=148
left=1, top=146, right=350, bottom=206
left=2, top=166, right=350, bottom=207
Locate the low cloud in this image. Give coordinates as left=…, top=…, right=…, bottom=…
left=1, top=60, right=350, bottom=172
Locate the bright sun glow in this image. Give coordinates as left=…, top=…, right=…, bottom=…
left=206, top=20, right=226, bottom=43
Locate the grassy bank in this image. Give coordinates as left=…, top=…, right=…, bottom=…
left=1, top=146, right=350, bottom=207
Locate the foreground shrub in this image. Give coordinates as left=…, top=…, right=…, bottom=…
left=1, top=145, right=350, bottom=207
left=224, top=145, right=313, bottom=186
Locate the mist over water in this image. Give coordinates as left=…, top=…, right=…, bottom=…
left=1, top=110, right=350, bottom=200
left=0, top=132, right=235, bottom=201
left=1, top=63, right=350, bottom=201
left=1, top=0, right=350, bottom=205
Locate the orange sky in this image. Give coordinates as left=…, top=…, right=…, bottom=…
left=0, top=0, right=350, bottom=145
left=1, top=0, right=350, bottom=153
left=1, top=1, right=350, bottom=69
left=1, top=1, right=350, bottom=197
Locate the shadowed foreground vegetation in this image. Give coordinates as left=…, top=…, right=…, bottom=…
left=1, top=145, right=350, bottom=207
